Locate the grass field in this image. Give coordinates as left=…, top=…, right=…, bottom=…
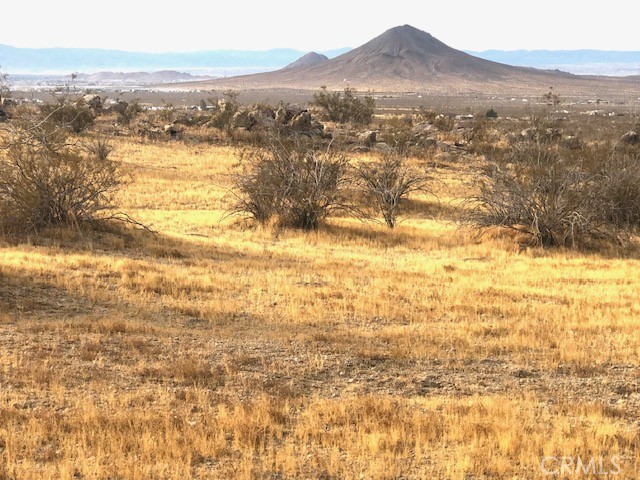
left=1, top=134, right=639, bottom=479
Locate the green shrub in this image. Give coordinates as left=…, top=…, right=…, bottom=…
left=39, top=99, right=95, bottom=134
left=485, top=108, right=498, bottom=118
left=312, top=87, right=375, bottom=125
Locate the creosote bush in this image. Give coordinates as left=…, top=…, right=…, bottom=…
left=0, top=108, right=125, bottom=236
left=39, top=98, right=95, bottom=134
left=312, top=87, right=375, bottom=125
left=231, top=135, right=351, bottom=230
left=354, top=152, right=428, bottom=228
left=208, top=91, right=241, bottom=131
left=465, top=137, right=640, bottom=248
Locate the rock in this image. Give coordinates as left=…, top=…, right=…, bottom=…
left=521, top=126, right=538, bottom=141
left=249, top=106, right=276, bottom=129
left=290, top=111, right=312, bottom=131
left=619, top=131, right=639, bottom=145
left=358, top=130, right=377, bottom=147
left=83, top=94, right=102, bottom=110
left=415, top=136, right=437, bottom=148
left=506, top=132, right=520, bottom=144
left=275, top=106, right=290, bottom=124
left=543, top=127, right=561, bottom=142
left=436, top=141, right=457, bottom=152
left=372, top=142, right=393, bottom=153
left=232, top=110, right=255, bottom=129
left=109, top=101, right=129, bottom=115
left=411, top=122, right=438, bottom=134
left=164, top=124, right=181, bottom=137
left=311, top=121, right=326, bottom=136
left=1, top=98, right=17, bottom=108
left=135, top=120, right=162, bottom=139
left=0, top=108, right=9, bottom=122
left=217, top=99, right=229, bottom=112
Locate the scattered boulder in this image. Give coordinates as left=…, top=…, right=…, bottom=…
left=275, top=106, right=291, bottom=124
left=107, top=101, right=129, bottom=115
left=83, top=94, right=102, bottom=110
left=290, top=111, right=312, bottom=131
left=0, top=108, right=9, bottom=123
left=358, top=130, right=377, bottom=147
left=164, top=124, right=182, bottom=137
left=134, top=119, right=162, bottom=139
left=1, top=98, right=17, bottom=108
left=232, top=110, right=255, bottom=129
left=372, top=142, right=393, bottom=153
left=521, top=126, right=538, bottom=141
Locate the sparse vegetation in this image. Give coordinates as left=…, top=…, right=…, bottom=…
left=0, top=143, right=125, bottom=235
left=231, top=135, right=351, bottom=229
left=208, top=90, right=241, bottom=131
left=2, top=91, right=640, bottom=480
left=312, top=87, right=375, bottom=125
left=39, top=98, right=95, bottom=134
left=465, top=125, right=640, bottom=248
left=354, top=151, right=429, bottom=228
left=0, top=107, right=125, bottom=236
left=485, top=107, right=498, bottom=118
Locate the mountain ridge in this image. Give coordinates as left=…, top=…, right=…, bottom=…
left=3, top=37, right=640, bottom=76
left=174, top=25, right=640, bottom=94
left=180, top=25, right=582, bottom=92
left=0, top=44, right=350, bottom=74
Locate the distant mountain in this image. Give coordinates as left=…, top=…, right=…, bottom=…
left=284, top=52, right=329, bottom=69
left=0, top=44, right=351, bottom=74
left=185, top=25, right=587, bottom=92
left=467, top=49, right=640, bottom=67
left=179, top=25, right=640, bottom=95
left=467, top=50, right=640, bottom=76
left=75, top=70, right=212, bottom=84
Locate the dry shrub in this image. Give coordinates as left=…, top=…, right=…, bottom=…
left=465, top=138, right=640, bottom=248
left=377, top=116, right=414, bottom=154
left=0, top=140, right=124, bottom=236
left=39, top=98, right=95, bottom=134
left=354, top=152, right=429, bottom=228
left=230, top=135, right=352, bottom=230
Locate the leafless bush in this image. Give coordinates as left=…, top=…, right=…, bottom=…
left=354, top=152, right=428, bottom=228
left=230, top=135, right=352, bottom=230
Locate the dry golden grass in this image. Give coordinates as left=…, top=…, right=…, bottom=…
left=1, top=133, right=639, bottom=479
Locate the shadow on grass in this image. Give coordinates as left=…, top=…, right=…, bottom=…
left=400, top=197, right=462, bottom=221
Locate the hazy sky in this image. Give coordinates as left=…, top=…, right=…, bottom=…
left=3, top=1, right=640, bottom=53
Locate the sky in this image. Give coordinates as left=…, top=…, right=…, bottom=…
left=3, top=1, right=640, bottom=53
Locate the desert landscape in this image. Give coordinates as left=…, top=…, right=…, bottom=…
left=1, top=23, right=640, bottom=480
